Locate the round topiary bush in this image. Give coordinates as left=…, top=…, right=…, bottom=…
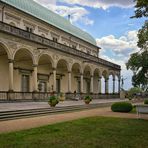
left=144, top=99, right=148, bottom=104
left=111, top=102, right=133, bottom=113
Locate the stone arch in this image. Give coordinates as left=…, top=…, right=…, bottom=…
left=0, top=41, right=12, bottom=59
left=56, top=58, right=70, bottom=71
left=37, top=53, right=54, bottom=68
left=71, top=62, right=82, bottom=73
left=13, top=48, right=35, bottom=92
left=83, top=64, right=93, bottom=76
left=71, top=62, right=82, bottom=93
left=102, top=69, right=109, bottom=79
left=101, top=69, right=109, bottom=94
left=93, top=68, right=101, bottom=93
left=0, top=42, right=12, bottom=91
left=83, top=65, right=92, bottom=93
left=13, top=48, right=36, bottom=65
left=93, top=68, right=101, bottom=77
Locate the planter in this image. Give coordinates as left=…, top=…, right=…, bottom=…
left=58, top=93, right=65, bottom=102
left=84, top=100, right=91, bottom=104
left=84, top=96, right=92, bottom=104
left=48, top=96, right=59, bottom=107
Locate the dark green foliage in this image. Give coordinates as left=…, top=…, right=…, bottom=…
left=144, top=99, right=148, bottom=104
left=111, top=102, right=133, bottom=112
left=126, top=50, right=148, bottom=91
left=137, top=21, right=148, bottom=48
left=48, top=95, right=59, bottom=106
left=84, top=95, right=92, bottom=101
left=132, top=0, right=148, bottom=18
left=127, top=87, right=142, bottom=99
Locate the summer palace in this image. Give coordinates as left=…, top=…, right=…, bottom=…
left=0, top=0, right=121, bottom=101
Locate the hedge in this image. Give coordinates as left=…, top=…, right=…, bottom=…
left=111, top=102, right=133, bottom=113
left=144, top=99, right=148, bottom=104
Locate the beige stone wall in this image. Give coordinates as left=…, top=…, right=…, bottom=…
left=0, top=55, right=9, bottom=91
left=0, top=29, right=120, bottom=93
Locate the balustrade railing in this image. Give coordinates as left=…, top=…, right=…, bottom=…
left=0, top=91, right=119, bottom=101
left=0, top=21, right=121, bottom=70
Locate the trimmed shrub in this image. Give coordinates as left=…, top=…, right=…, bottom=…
left=48, top=95, right=59, bottom=107
left=144, top=99, right=148, bottom=104
left=111, top=102, right=133, bottom=113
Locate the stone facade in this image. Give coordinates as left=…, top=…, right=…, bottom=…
left=0, top=1, right=121, bottom=100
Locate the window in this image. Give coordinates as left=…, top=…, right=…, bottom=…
left=77, top=80, right=81, bottom=93
left=38, top=81, right=47, bottom=92
left=21, top=75, right=30, bottom=92
left=56, top=79, right=61, bottom=93
left=26, top=26, right=33, bottom=33
left=72, top=45, right=76, bottom=49
left=53, top=37, right=58, bottom=42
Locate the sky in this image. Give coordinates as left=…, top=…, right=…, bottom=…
left=34, top=0, right=146, bottom=90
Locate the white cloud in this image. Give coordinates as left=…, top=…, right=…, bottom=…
left=60, top=0, right=135, bottom=9
left=34, top=0, right=94, bottom=25
left=96, top=30, right=138, bottom=56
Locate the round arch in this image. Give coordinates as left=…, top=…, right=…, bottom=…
left=13, top=48, right=36, bottom=65
left=83, top=65, right=92, bottom=76
left=56, top=59, right=69, bottom=71
left=0, top=42, right=12, bottom=91
left=71, top=62, right=82, bottom=73
left=38, top=53, right=54, bottom=68
left=102, top=70, right=108, bottom=79
left=0, top=41, right=12, bottom=59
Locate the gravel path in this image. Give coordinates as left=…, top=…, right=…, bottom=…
left=0, top=106, right=148, bottom=133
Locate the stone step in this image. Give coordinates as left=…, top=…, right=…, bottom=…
left=0, top=103, right=112, bottom=121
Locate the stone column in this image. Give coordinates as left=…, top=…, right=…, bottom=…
left=80, top=73, right=83, bottom=93
left=90, top=75, right=94, bottom=93
left=118, top=79, right=121, bottom=93
left=53, top=68, right=56, bottom=92
left=113, top=78, right=115, bottom=94
left=68, top=71, right=72, bottom=93
left=105, top=77, right=109, bottom=94
left=8, top=59, right=14, bottom=92
left=98, top=76, right=102, bottom=94
left=33, top=65, right=38, bottom=92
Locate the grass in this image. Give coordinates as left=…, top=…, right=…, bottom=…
left=0, top=117, right=148, bottom=148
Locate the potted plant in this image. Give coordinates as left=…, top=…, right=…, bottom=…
left=48, top=95, right=59, bottom=107
left=59, top=92, right=65, bottom=101
left=84, top=95, right=92, bottom=104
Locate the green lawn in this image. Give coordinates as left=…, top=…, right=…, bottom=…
left=0, top=117, right=148, bottom=148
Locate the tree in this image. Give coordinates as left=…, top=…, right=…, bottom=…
left=132, top=0, right=148, bottom=18
left=126, top=50, right=148, bottom=91
left=126, top=0, right=148, bottom=91
left=137, top=21, right=148, bottom=48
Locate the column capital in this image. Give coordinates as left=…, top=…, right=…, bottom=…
left=105, top=78, right=109, bottom=82
left=33, top=64, right=38, bottom=67
left=90, top=75, right=94, bottom=78
left=8, top=59, right=14, bottom=63
left=80, top=73, right=83, bottom=76
left=68, top=71, right=71, bottom=74
left=98, top=76, right=102, bottom=79
left=113, top=78, right=115, bottom=81
left=52, top=67, right=57, bottom=71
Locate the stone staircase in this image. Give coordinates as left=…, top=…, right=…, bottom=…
left=0, top=102, right=112, bottom=121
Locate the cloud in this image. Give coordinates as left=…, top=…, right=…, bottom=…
left=34, top=0, right=94, bottom=25
left=60, top=0, right=135, bottom=9
left=96, top=30, right=139, bottom=56
left=97, top=30, right=139, bottom=90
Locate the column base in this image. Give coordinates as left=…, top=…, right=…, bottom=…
left=8, top=89, right=14, bottom=92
